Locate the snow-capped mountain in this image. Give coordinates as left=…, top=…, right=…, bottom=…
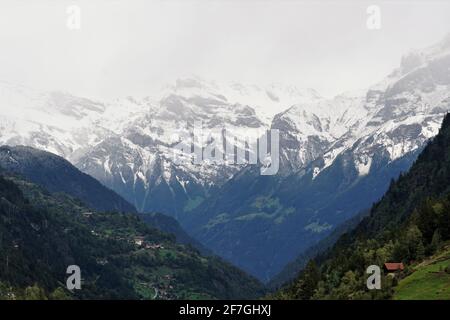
left=314, top=34, right=450, bottom=178
left=272, top=93, right=367, bottom=175
left=161, top=78, right=322, bottom=125
left=75, top=77, right=322, bottom=216
left=268, top=34, right=450, bottom=180
left=0, top=77, right=318, bottom=217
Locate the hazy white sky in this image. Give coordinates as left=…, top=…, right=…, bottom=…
left=1, top=0, right=450, bottom=99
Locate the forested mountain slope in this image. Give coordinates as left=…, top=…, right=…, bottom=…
left=0, top=174, right=264, bottom=299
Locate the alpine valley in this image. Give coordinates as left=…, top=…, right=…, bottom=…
left=2, top=34, right=450, bottom=286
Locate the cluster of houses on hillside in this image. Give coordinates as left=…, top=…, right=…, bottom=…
left=134, top=236, right=165, bottom=250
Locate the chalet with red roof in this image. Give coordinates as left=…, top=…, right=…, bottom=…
left=384, top=262, right=404, bottom=274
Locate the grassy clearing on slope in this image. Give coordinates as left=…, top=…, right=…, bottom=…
left=394, top=247, right=450, bottom=300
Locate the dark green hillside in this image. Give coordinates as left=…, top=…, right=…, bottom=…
left=0, top=174, right=264, bottom=300
left=275, top=114, right=450, bottom=300
left=0, top=146, right=136, bottom=213
left=138, top=212, right=211, bottom=256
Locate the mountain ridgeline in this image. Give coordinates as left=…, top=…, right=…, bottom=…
left=275, top=113, right=450, bottom=299
left=0, top=146, right=136, bottom=213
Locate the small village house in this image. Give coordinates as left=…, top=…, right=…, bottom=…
left=384, top=262, right=404, bottom=276
left=134, top=236, right=145, bottom=246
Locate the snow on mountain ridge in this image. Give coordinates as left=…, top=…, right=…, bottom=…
left=273, top=35, right=450, bottom=179
left=162, top=76, right=322, bottom=124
